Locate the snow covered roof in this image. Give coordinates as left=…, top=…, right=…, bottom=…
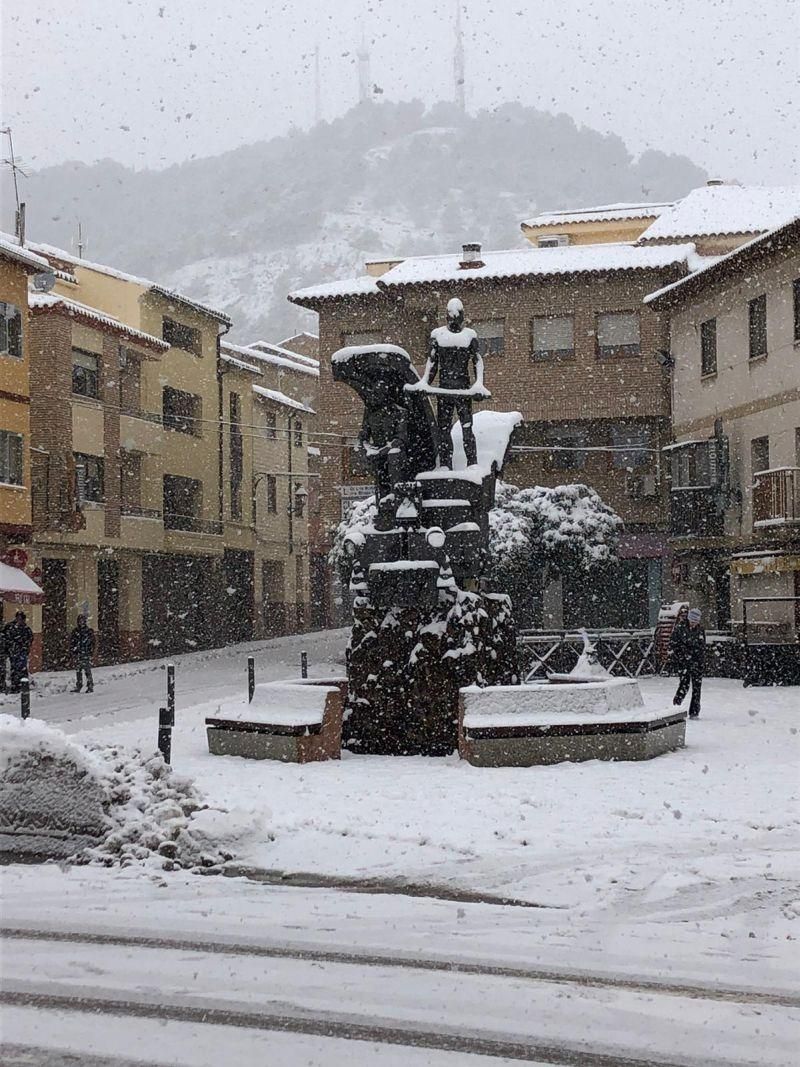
left=645, top=214, right=800, bottom=307
left=27, top=240, right=232, bottom=325
left=29, top=291, right=169, bottom=352
left=0, top=232, right=52, bottom=273
left=521, top=202, right=672, bottom=228
left=250, top=339, right=320, bottom=369
left=222, top=340, right=319, bottom=378
left=252, top=384, right=315, bottom=414
left=376, top=242, right=704, bottom=289
left=288, top=274, right=381, bottom=305
left=220, top=352, right=263, bottom=376
left=638, top=184, right=800, bottom=242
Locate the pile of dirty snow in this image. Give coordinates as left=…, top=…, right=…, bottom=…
left=0, top=715, right=263, bottom=871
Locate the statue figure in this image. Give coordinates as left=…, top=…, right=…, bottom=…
left=357, top=376, right=408, bottom=524
left=427, top=298, right=485, bottom=468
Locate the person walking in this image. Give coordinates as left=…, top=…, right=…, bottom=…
left=672, top=607, right=705, bottom=718
left=5, top=611, right=34, bottom=693
left=70, top=614, right=96, bottom=693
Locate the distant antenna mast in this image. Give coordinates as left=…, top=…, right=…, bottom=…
left=357, top=27, right=371, bottom=104
left=454, top=1, right=466, bottom=111
left=77, top=220, right=85, bottom=259
left=314, top=45, right=322, bottom=124
left=1, top=126, right=29, bottom=243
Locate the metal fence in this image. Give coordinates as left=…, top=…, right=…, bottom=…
left=518, top=629, right=658, bottom=682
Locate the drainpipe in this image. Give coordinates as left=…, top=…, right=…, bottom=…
left=216, top=323, right=231, bottom=530
left=287, top=415, right=294, bottom=556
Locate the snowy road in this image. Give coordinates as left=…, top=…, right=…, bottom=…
left=2, top=919, right=797, bottom=1066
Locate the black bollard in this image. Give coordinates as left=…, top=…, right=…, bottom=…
left=158, top=705, right=174, bottom=764
left=301, top=649, right=308, bottom=679
left=248, top=656, right=255, bottom=703
left=20, top=676, right=30, bottom=720
left=167, top=662, right=175, bottom=717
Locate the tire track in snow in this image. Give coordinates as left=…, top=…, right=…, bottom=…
left=0, top=987, right=756, bottom=1067
left=3, top=926, right=796, bottom=1008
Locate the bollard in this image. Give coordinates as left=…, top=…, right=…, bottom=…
left=20, top=676, right=30, bottom=720
left=300, top=649, right=308, bottom=679
left=167, top=662, right=175, bottom=717
left=248, top=655, right=255, bottom=703
left=158, top=705, right=174, bottom=764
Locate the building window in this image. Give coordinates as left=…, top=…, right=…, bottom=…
left=0, top=430, right=23, bottom=486
left=610, top=423, right=652, bottom=469
left=230, top=393, right=243, bottom=520
left=597, top=312, right=640, bottom=358
left=294, top=420, right=303, bottom=447
left=670, top=442, right=714, bottom=488
left=546, top=427, right=587, bottom=470
left=748, top=294, right=767, bottom=359
left=0, top=302, right=22, bottom=358
left=700, top=318, right=717, bottom=377
left=163, top=386, right=201, bottom=435
left=472, top=320, right=505, bottom=356
left=264, top=411, right=277, bottom=439
left=163, top=474, right=202, bottom=530
left=531, top=314, right=574, bottom=360
left=162, top=316, right=202, bottom=356
left=266, top=474, right=277, bottom=513
left=341, top=331, right=383, bottom=347
left=74, top=452, right=104, bottom=503
left=793, top=278, right=800, bottom=343
left=72, top=348, right=100, bottom=398
left=750, top=435, right=770, bottom=479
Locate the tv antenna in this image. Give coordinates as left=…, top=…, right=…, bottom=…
left=1, top=126, right=29, bottom=243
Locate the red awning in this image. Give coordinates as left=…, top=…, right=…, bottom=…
left=0, top=561, right=45, bottom=604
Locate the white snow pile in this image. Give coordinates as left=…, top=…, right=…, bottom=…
left=0, top=715, right=262, bottom=871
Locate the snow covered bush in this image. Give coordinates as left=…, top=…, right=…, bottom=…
left=329, top=493, right=377, bottom=581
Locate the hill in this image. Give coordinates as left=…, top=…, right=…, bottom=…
left=11, top=100, right=706, bottom=340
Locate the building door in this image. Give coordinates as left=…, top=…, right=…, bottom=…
left=41, top=558, right=68, bottom=669
left=98, top=558, right=120, bottom=663
left=223, top=549, right=254, bottom=644
left=261, top=561, right=285, bottom=637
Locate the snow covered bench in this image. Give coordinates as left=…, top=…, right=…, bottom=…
left=458, top=680, right=686, bottom=767
left=206, top=680, right=345, bottom=763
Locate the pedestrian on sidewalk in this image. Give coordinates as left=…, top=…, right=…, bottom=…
left=70, top=614, right=96, bottom=693
left=672, top=607, right=705, bottom=718
left=5, top=611, right=33, bottom=693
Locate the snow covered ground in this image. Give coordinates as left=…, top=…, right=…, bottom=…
left=2, top=628, right=799, bottom=1064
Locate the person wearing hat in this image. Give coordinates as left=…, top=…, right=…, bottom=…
left=672, top=607, right=706, bottom=718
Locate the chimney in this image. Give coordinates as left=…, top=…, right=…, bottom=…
left=459, top=242, right=484, bottom=269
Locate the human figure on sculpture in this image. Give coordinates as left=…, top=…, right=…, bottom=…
left=427, top=298, right=484, bottom=468
left=356, top=376, right=408, bottom=523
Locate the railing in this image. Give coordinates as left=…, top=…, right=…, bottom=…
left=163, top=512, right=223, bottom=535
left=753, top=467, right=800, bottom=528
left=669, top=486, right=724, bottom=537
left=121, top=504, right=162, bottom=519
left=518, top=629, right=657, bottom=681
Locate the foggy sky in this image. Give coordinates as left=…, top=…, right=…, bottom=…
left=1, top=0, right=798, bottom=184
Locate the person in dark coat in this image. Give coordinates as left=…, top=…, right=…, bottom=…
left=5, top=611, right=34, bottom=693
left=0, top=620, right=8, bottom=693
left=672, top=607, right=705, bottom=718
left=70, top=615, right=96, bottom=693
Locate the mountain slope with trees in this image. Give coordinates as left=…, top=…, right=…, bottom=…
left=13, top=100, right=706, bottom=340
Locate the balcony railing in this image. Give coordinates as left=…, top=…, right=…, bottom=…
left=164, top=512, right=223, bottom=535
left=669, top=487, right=724, bottom=537
left=121, top=504, right=162, bottom=520
left=753, top=467, right=800, bottom=529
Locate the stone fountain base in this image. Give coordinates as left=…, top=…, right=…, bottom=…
left=458, top=678, right=686, bottom=767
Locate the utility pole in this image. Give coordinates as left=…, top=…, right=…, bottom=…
left=454, top=1, right=466, bottom=112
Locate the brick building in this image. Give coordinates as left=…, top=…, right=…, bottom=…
left=289, top=240, right=705, bottom=627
